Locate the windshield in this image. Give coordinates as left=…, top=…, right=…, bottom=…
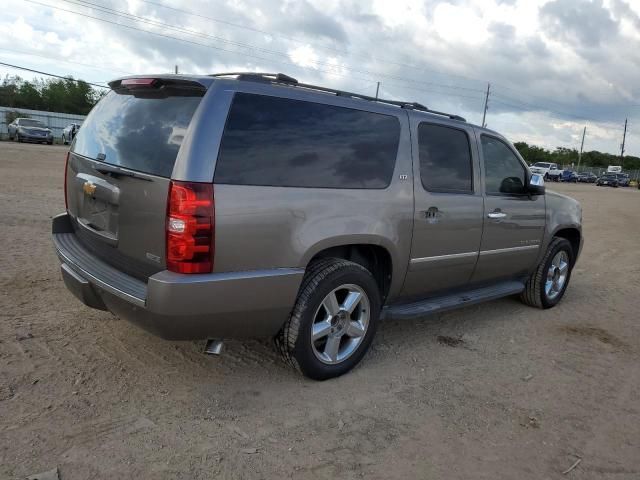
left=532, top=162, right=551, bottom=168
left=20, top=119, right=45, bottom=128
left=72, top=89, right=203, bottom=177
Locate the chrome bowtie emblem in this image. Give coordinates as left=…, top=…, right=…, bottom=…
left=83, top=181, right=97, bottom=196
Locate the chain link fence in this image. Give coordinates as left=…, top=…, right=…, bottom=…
left=561, top=164, right=640, bottom=181
left=0, top=106, right=86, bottom=142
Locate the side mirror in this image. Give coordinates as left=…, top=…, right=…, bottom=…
left=528, top=173, right=545, bottom=195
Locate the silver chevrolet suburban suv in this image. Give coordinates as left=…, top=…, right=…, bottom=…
left=53, top=73, right=583, bottom=380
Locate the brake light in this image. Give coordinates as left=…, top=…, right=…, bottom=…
left=121, top=78, right=158, bottom=88
left=166, top=181, right=214, bottom=274
left=64, top=151, right=69, bottom=210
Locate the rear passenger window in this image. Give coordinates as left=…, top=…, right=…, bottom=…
left=215, top=93, right=401, bottom=189
left=481, top=135, right=527, bottom=195
left=418, top=123, right=473, bottom=193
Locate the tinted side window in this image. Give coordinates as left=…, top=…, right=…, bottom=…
left=481, top=136, right=527, bottom=195
left=418, top=123, right=473, bottom=193
left=215, top=93, right=401, bottom=189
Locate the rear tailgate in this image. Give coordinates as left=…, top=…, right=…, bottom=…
left=66, top=78, right=206, bottom=280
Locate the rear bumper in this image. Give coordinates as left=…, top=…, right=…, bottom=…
left=52, top=213, right=304, bottom=340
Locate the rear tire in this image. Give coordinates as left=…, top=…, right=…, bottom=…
left=521, top=237, right=574, bottom=309
left=62, top=134, right=67, bottom=145
left=275, top=258, right=381, bottom=380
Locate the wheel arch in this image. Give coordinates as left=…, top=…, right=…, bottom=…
left=302, top=240, right=397, bottom=302
left=553, top=227, right=582, bottom=263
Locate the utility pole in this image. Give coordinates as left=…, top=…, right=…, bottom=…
left=620, top=118, right=627, bottom=167
left=375, top=82, right=380, bottom=100
left=577, top=126, right=586, bottom=171
left=175, top=65, right=179, bottom=74
left=482, top=82, right=490, bottom=128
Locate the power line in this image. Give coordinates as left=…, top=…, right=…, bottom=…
left=54, top=0, right=487, bottom=95
left=492, top=92, right=610, bottom=124
left=137, top=0, right=493, bottom=87
left=19, top=0, right=380, bottom=85
left=20, top=0, right=486, bottom=105
left=139, top=0, right=640, bottom=122
left=490, top=98, right=633, bottom=152
left=0, top=61, right=108, bottom=88
left=0, top=46, right=133, bottom=76
left=15, top=0, right=636, bottom=136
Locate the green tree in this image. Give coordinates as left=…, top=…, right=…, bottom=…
left=0, top=74, right=103, bottom=115
left=5, top=110, right=28, bottom=125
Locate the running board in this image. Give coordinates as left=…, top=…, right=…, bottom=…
left=382, top=280, right=525, bottom=321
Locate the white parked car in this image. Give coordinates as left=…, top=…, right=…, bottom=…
left=530, top=162, right=562, bottom=181
left=62, top=123, right=81, bottom=145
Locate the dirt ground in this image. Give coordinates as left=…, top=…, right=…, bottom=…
left=1, top=142, right=639, bottom=480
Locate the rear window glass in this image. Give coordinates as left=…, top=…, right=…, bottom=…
left=71, top=90, right=203, bottom=177
left=214, top=93, right=400, bottom=189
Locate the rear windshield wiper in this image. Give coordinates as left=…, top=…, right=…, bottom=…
left=93, top=163, right=152, bottom=181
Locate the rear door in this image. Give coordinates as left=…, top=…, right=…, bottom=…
left=471, top=133, right=546, bottom=284
left=66, top=78, right=206, bottom=279
left=401, top=118, right=484, bottom=298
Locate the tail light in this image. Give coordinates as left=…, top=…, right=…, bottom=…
left=166, top=181, right=214, bottom=274
left=64, top=151, right=69, bottom=210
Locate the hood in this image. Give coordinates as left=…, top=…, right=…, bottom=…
left=20, top=126, right=51, bottom=132
left=546, top=189, right=582, bottom=219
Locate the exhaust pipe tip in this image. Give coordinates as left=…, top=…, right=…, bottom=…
left=204, top=339, right=224, bottom=355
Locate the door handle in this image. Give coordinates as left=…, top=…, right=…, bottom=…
left=487, top=212, right=507, bottom=219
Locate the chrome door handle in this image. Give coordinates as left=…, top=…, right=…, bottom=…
left=487, top=212, right=507, bottom=219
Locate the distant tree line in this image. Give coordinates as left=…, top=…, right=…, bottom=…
left=0, top=75, right=105, bottom=115
left=1, top=74, right=637, bottom=170
left=514, top=142, right=640, bottom=171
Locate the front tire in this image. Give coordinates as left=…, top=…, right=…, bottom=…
left=521, top=237, right=574, bottom=309
left=276, top=258, right=381, bottom=380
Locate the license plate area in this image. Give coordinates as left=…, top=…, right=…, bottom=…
left=74, top=173, right=120, bottom=245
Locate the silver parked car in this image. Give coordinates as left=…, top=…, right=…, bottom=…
left=52, top=73, right=583, bottom=380
left=8, top=117, right=53, bottom=144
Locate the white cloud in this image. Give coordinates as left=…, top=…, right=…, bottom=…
left=288, top=45, right=319, bottom=68
left=1, top=0, right=638, bottom=156
left=432, top=3, right=489, bottom=44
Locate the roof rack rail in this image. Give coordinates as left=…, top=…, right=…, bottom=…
left=210, top=72, right=298, bottom=84
left=210, top=72, right=466, bottom=122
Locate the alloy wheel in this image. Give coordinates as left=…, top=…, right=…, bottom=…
left=545, top=251, right=569, bottom=300
left=311, top=284, right=370, bottom=365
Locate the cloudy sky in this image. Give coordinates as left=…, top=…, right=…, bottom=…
left=2, top=0, right=639, bottom=156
